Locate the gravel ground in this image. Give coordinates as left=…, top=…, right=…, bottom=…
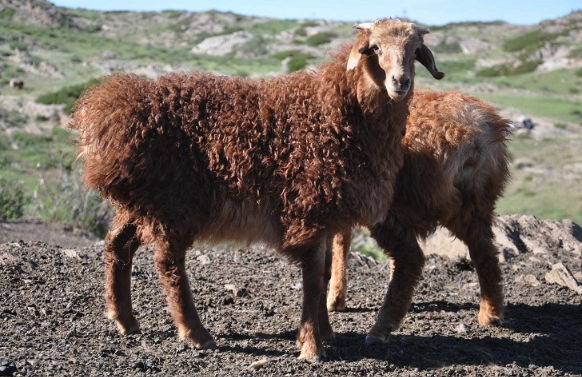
left=1, top=218, right=581, bottom=376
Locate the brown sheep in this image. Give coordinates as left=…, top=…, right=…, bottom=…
left=326, top=89, right=511, bottom=344
left=69, top=19, right=444, bottom=360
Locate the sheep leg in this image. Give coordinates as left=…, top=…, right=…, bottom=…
left=297, top=239, right=328, bottom=361
left=319, top=237, right=335, bottom=340
left=366, top=223, right=425, bottom=344
left=326, top=229, right=351, bottom=312
left=154, top=238, right=216, bottom=349
left=452, top=219, right=504, bottom=325
left=105, top=223, right=141, bottom=334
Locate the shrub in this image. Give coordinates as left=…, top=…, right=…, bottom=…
left=270, top=50, right=313, bottom=72
left=0, top=177, right=28, bottom=219
left=476, top=60, right=542, bottom=77
left=305, top=32, right=336, bottom=46
left=503, top=30, right=565, bottom=53
left=31, top=167, right=114, bottom=238
left=432, top=40, right=462, bottom=54
left=36, top=78, right=100, bottom=114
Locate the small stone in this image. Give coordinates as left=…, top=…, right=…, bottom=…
left=0, top=358, right=17, bottom=376
left=196, top=255, right=211, bottom=265
left=455, top=323, right=466, bottom=334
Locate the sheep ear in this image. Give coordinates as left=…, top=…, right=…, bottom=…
left=353, top=22, right=374, bottom=31
left=415, top=43, right=445, bottom=80
left=347, top=32, right=370, bottom=71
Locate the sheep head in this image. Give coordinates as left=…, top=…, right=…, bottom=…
left=347, top=19, right=445, bottom=101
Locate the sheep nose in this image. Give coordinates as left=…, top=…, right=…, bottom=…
left=392, top=75, right=410, bottom=91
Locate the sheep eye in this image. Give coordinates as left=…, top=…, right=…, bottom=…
left=372, top=46, right=380, bottom=54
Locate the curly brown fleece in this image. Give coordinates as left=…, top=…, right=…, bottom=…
left=70, top=19, right=443, bottom=360
left=74, top=58, right=405, bottom=254
left=327, top=89, right=511, bottom=343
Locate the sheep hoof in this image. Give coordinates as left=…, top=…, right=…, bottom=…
left=196, top=338, right=217, bottom=350
left=321, top=329, right=335, bottom=341
left=478, top=311, right=503, bottom=326
left=297, top=347, right=325, bottom=362
left=326, top=298, right=346, bottom=312
left=109, top=313, right=140, bottom=335
left=365, top=333, right=389, bottom=345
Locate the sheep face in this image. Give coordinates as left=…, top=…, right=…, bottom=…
left=347, top=19, right=444, bottom=101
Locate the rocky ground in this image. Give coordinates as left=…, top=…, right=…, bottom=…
left=1, top=215, right=581, bottom=376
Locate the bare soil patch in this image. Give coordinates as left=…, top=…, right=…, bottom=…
left=1, top=216, right=581, bottom=376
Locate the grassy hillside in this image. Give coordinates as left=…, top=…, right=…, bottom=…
left=1, top=0, right=582, bottom=243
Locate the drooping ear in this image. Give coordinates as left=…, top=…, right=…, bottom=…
left=347, top=30, right=371, bottom=71
left=415, top=43, right=445, bottom=80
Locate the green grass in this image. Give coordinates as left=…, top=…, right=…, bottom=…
left=36, top=78, right=100, bottom=114
left=491, top=68, right=582, bottom=95
left=496, top=136, right=582, bottom=224
left=476, top=60, right=542, bottom=77
left=471, top=92, right=582, bottom=123
left=305, top=32, right=337, bottom=46
left=503, top=29, right=567, bottom=53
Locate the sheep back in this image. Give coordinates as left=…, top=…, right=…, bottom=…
left=389, top=89, right=511, bottom=237
left=70, top=67, right=404, bottom=256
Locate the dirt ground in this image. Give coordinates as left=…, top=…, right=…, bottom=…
left=1, top=215, right=581, bottom=376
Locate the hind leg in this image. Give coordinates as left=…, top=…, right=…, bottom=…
left=319, top=236, right=335, bottom=340
left=366, top=222, right=425, bottom=344
left=105, top=221, right=141, bottom=334
left=326, top=230, right=351, bottom=312
left=296, top=238, right=329, bottom=361
left=154, top=236, right=216, bottom=349
left=451, top=218, right=504, bottom=325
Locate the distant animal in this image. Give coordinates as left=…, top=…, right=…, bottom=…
left=70, top=19, right=443, bottom=360
left=9, top=79, right=24, bottom=89
left=326, top=89, right=511, bottom=344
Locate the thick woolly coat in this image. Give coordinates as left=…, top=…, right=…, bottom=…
left=71, top=46, right=410, bottom=259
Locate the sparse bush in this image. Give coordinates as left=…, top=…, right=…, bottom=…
left=476, top=60, right=542, bottom=77
left=503, top=30, right=565, bottom=53
left=513, top=60, right=542, bottom=75
left=295, top=27, right=307, bottom=37
left=305, top=32, right=336, bottom=46
left=0, top=177, right=28, bottom=219
left=433, top=40, right=462, bottom=54
left=270, top=50, right=313, bottom=72
left=0, top=108, right=29, bottom=127
left=0, top=7, right=16, bottom=19
left=36, top=78, right=100, bottom=114
left=568, top=47, right=582, bottom=59
left=31, top=167, right=114, bottom=238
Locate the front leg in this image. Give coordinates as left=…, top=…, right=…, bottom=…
left=327, top=230, right=352, bottom=312
left=367, top=222, right=425, bottom=344
left=296, top=239, right=329, bottom=361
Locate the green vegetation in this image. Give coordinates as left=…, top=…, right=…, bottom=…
left=1, top=5, right=581, bottom=242
left=503, top=29, right=566, bottom=53
left=429, top=20, right=506, bottom=31
left=305, top=32, right=337, bottom=46
left=31, top=167, right=114, bottom=238
left=270, top=50, right=313, bottom=72
left=497, top=136, right=582, bottom=225
left=0, top=177, right=28, bottom=219
left=432, top=40, right=462, bottom=54
left=36, top=78, right=100, bottom=114
left=472, top=92, right=581, bottom=123
left=0, top=108, right=29, bottom=127
left=476, top=60, right=542, bottom=77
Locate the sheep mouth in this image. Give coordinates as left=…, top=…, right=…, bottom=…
left=387, top=89, right=409, bottom=101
